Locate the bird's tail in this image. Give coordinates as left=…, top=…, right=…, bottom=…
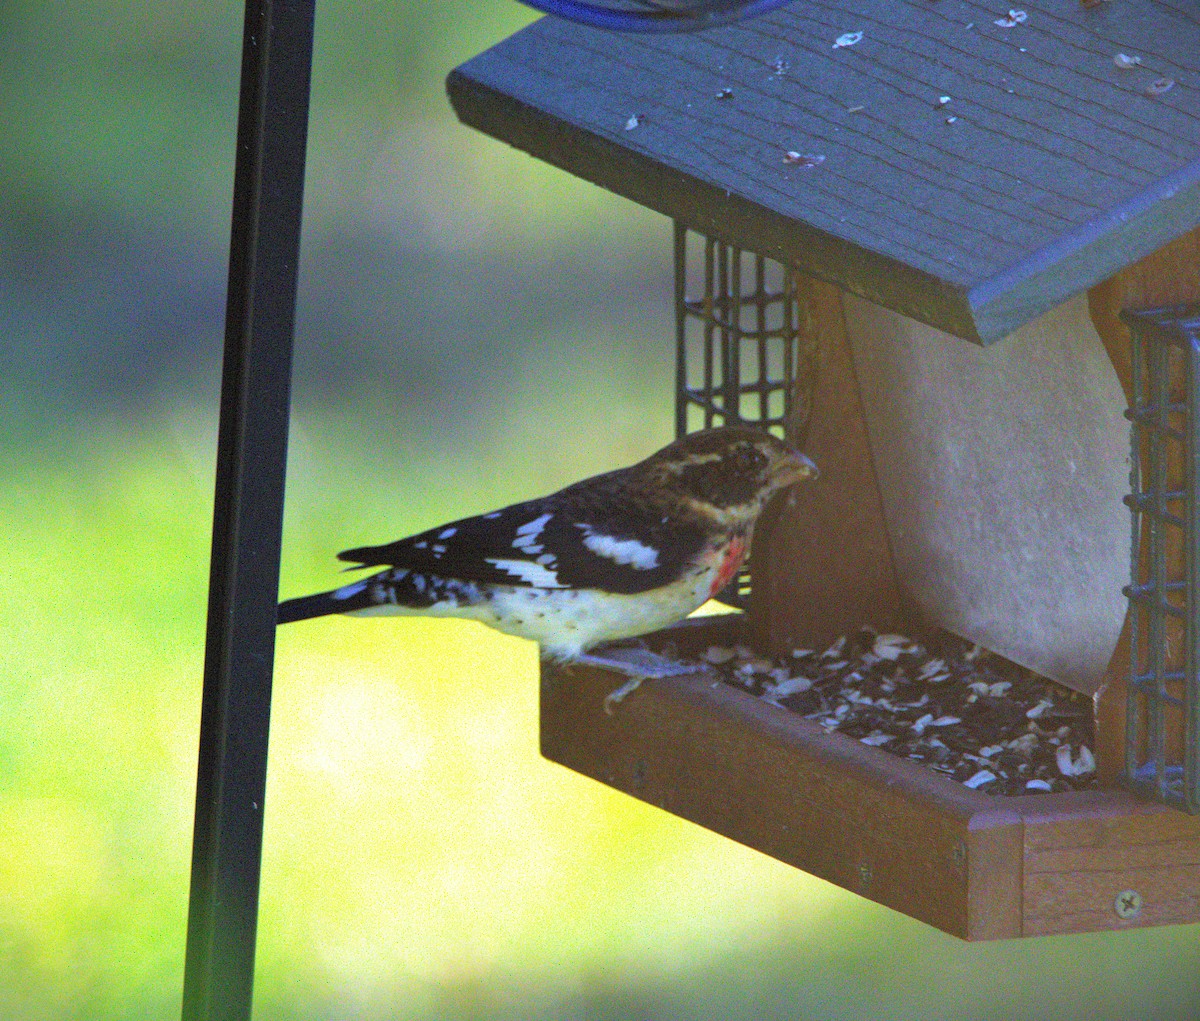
left=277, top=579, right=375, bottom=623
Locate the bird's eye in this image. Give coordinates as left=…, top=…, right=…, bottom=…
left=734, top=445, right=765, bottom=472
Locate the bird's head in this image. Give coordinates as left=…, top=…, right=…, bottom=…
left=642, top=426, right=818, bottom=525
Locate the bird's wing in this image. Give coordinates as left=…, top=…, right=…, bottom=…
left=336, top=492, right=708, bottom=595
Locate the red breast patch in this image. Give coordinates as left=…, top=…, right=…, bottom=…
left=709, top=538, right=747, bottom=598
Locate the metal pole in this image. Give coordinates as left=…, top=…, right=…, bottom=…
left=182, top=1, right=315, bottom=1018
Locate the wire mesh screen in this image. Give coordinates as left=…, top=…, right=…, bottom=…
left=1122, top=304, right=1200, bottom=814
left=673, top=221, right=816, bottom=606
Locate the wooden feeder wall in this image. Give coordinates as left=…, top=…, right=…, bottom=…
left=448, top=2, right=1200, bottom=939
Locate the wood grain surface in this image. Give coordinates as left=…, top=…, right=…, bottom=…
left=1021, top=789, right=1200, bottom=935
left=749, top=274, right=907, bottom=654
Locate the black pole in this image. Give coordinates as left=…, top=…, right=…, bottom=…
left=182, top=2, right=315, bottom=1019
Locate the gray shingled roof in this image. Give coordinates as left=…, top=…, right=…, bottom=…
left=449, top=0, right=1200, bottom=343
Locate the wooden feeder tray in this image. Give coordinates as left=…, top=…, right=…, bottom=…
left=543, top=617, right=1200, bottom=940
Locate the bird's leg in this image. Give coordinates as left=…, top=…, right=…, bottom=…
left=563, top=645, right=705, bottom=714
left=602, top=676, right=646, bottom=715
left=572, top=645, right=699, bottom=678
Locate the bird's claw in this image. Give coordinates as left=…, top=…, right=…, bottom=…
left=567, top=646, right=703, bottom=714
left=603, top=676, right=646, bottom=715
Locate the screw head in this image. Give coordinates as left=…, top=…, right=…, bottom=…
left=1114, top=889, right=1143, bottom=920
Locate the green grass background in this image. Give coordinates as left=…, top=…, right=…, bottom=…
left=5, top=1, right=1200, bottom=1018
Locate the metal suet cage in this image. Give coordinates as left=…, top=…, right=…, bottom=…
left=673, top=221, right=816, bottom=605
left=1123, top=305, right=1200, bottom=814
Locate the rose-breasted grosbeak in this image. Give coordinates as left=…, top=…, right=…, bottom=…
left=278, top=427, right=817, bottom=674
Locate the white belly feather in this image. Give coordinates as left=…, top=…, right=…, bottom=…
left=349, top=563, right=722, bottom=660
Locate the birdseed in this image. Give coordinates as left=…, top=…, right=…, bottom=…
left=784, top=151, right=826, bottom=168
left=648, top=626, right=1096, bottom=796
left=994, top=9, right=1028, bottom=28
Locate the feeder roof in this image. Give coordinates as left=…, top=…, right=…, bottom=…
left=448, top=1, right=1200, bottom=344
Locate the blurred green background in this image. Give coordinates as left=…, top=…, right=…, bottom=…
left=4, top=1, right=1200, bottom=1018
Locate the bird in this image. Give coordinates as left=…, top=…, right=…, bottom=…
left=278, top=426, right=817, bottom=680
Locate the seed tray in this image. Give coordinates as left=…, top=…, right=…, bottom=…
left=541, top=616, right=1200, bottom=940
left=663, top=627, right=1097, bottom=797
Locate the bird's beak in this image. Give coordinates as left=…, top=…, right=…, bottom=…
left=777, top=449, right=819, bottom=486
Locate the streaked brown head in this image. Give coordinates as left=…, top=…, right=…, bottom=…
left=642, top=426, right=818, bottom=516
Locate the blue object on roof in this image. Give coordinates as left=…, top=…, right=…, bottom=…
left=517, top=0, right=797, bottom=33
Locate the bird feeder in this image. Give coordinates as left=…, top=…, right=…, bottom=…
left=448, top=1, right=1200, bottom=939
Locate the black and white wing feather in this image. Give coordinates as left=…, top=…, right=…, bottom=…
left=278, top=485, right=709, bottom=624
left=337, top=487, right=707, bottom=595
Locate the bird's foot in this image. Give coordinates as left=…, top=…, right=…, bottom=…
left=573, top=645, right=699, bottom=679
left=566, top=646, right=703, bottom=715
left=603, top=676, right=646, bottom=715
